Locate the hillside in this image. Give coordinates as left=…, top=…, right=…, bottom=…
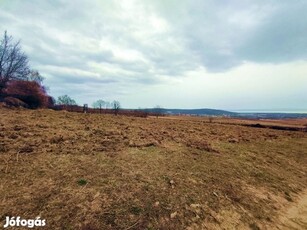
left=144, top=108, right=236, bottom=116
left=0, top=108, right=306, bottom=229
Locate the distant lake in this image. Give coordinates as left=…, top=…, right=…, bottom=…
left=232, top=110, right=307, bottom=114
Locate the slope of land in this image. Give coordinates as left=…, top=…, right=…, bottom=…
left=144, top=108, right=236, bottom=116
left=276, top=189, right=307, bottom=229
left=0, top=108, right=306, bottom=229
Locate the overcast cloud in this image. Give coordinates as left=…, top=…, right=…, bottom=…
left=1, top=0, right=306, bottom=111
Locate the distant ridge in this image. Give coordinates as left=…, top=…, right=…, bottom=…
left=140, top=108, right=307, bottom=119
left=143, top=108, right=236, bottom=116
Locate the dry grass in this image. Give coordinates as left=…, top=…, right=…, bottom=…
left=0, top=108, right=307, bottom=229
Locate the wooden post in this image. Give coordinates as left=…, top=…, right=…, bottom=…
left=83, top=104, right=88, bottom=113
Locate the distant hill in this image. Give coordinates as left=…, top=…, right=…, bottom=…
left=143, top=108, right=236, bottom=116
left=140, top=108, right=307, bottom=118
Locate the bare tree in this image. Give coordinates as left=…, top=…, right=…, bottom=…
left=28, top=70, right=44, bottom=85
left=0, top=31, right=30, bottom=92
left=111, top=100, right=120, bottom=115
left=57, top=95, right=77, bottom=106
left=92, top=99, right=105, bottom=113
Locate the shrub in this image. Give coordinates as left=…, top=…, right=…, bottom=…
left=4, top=96, right=28, bottom=108
left=4, top=80, right=49, bottom=108
left=77, top=179, right=87, bottom=186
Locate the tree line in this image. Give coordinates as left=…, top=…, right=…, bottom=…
left=56, top=95, right=121, bottom=115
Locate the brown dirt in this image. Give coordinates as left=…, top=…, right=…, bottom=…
left=0, top=108, right=306, bottom=229
left=276, top=190, right=307, bottom=230
left=158, top=115, right=307, bottom=129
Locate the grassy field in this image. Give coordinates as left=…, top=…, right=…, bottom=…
left=0, top=108, right=307, bottom=229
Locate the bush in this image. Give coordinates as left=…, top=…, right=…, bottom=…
left=4, top=80, right=50, bottom=108
left=4, top=96, right=28, bottom=108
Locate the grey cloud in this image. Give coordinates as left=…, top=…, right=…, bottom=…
left=2, top=0, right=307, bottom=75
left=46, top=73, right=117, bottom=85
left=42, top=65, right=117, bottom=84
left=1, top=0, right=306, bottom=109
left=237, top=2, right=307, bottom=63
left=1, top=0, right=195, bottom=84
left=151, top=0, right=307, bottom=72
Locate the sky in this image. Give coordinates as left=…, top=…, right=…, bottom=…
left=1, top=0, right=307, bottom=111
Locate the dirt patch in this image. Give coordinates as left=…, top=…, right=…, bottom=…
left=277, top=190, right=307, bottom=230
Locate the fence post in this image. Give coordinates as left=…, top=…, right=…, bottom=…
left=83, top=104, right=88, bottom=113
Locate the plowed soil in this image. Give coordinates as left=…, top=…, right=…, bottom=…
left=0, top=108, right=306, bottom=229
